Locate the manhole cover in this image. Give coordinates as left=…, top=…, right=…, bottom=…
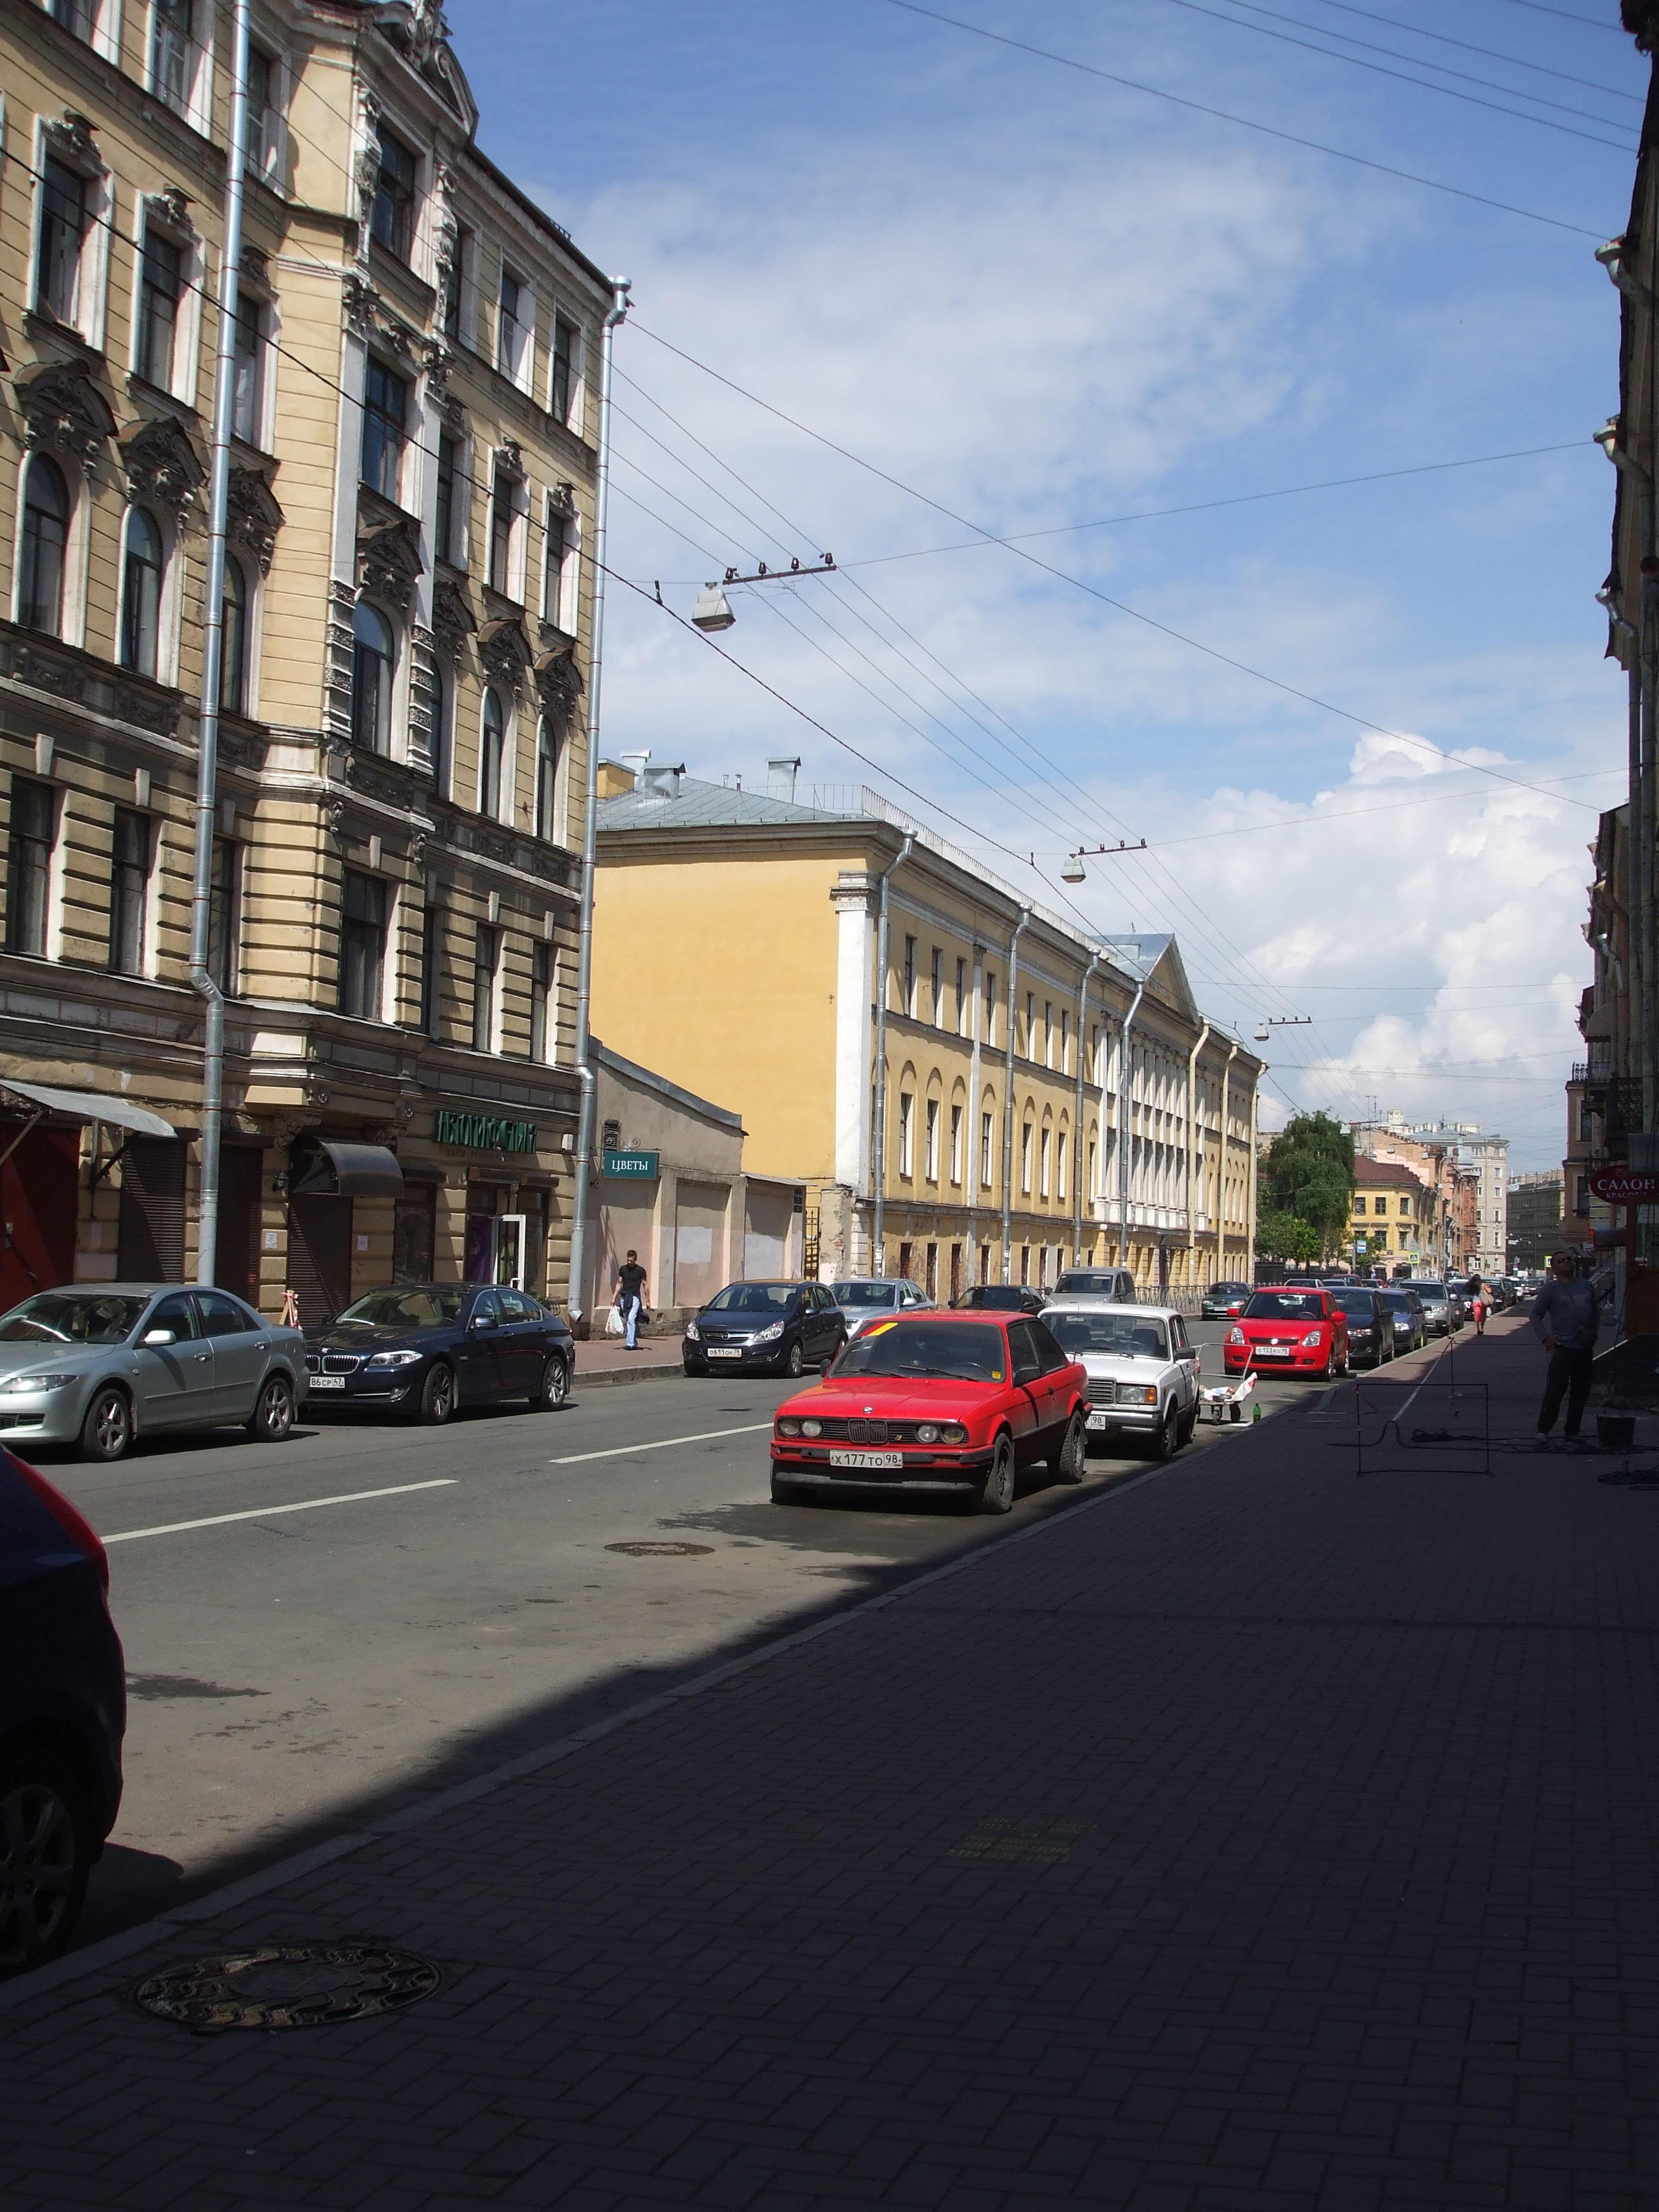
left=604, top=1540, right=715, bottom=1556
left=134, top=1943, right=439, bottom=2032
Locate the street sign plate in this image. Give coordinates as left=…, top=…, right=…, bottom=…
left=1588, top=1169, right=1659, bottom=1204
left=601, top=1149, right=659, bottom=1179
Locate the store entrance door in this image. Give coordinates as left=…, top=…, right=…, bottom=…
left=288, top=1196, right=352, bottom=1329
left=0, top=1126, right=78, bottom=1308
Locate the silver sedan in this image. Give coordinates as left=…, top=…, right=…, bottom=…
left=0, top=1284, right=306, bottom=1462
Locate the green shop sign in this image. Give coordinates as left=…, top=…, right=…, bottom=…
left=602, top=1149, right=659, bottom=1180
left=434, top=1109, right=538, bottom=1154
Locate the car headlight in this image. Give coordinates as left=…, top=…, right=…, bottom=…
left=365, top=1350, right=422, bottom=1369
left=1303, top=1329, right=1324, bottom=1346
left=1115, top=1383, right=1158, bottom=1406
left=1227, top=1327, right=1244, bottom=1346
left=801, top=1418, right=822, bottom=1438
left=916, top=1422, right=940, bottom=1444
left=938, top=1422, right=967, bottom=1445
left=0, top=1372, right=74, bottom=1393
left=777, top=1417, right=802, bottom=1437
left=754, top=1321, right=784, bottom=1343
left=685, top=1320, right=700, bottom=1341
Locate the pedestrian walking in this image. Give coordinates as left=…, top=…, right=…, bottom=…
left=1467, top=1273, right=1486, bottom=1336
left=1531, top=1253, right=1603, bottom=1449
left=613, top=1249, right=649, bottom=1351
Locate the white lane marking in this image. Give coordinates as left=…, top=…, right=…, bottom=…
left=553, top=1421, right=774, bottom=1467
left=103, top=1480, right=457, bottom=1545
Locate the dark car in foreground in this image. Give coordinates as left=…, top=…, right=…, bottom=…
left=1378, top=1286, right=1427, bottom=1352
left=0, top=1448, right=124, bottom=1975
left=684, top=1282, right=846, bottom=1377
left=1331, top=1287, right=1394, bottom=1369
left=304, top=1283, right=573, bottom=1422
left=953, top=1284, right=1048, bottom=1316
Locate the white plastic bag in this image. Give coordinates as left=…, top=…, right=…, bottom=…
left=604, top=1302, right=625, bottom=1337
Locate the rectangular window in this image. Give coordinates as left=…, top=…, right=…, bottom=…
left=471, top=923, right=498, bottom=1052
left=361, top=357, right=408, bottom=502
left=370, top=125, right=417, bottom=260
left=339, top=871, right=387, bottom=1020
left=1354, top=1196, right=1367, bottom=1216
left=5, top=782, right=55, bottom=955
left=903, top=935, right=916, bottom=1017
left=420, top=904, right=441, bottom=1037
left=897, top=1091, right=914, bottom=1178
left=246, top=44, right=279, bottom=179
left=1060, top=1009, right=1069, bottom=1074
left=1039, top=1126, right=1051, bottom=1200
left=980, top=1111, right=993, bottom=1190
left=434, top=435, right=459, bottom=565
left=488, top=469, right=515, bottom=595
left=150, top=0, right=192, bottom=113
left=544, top=509, right=568, bottom=627
left=984, top=970, right=995, bottom=1047
left=137, top=230, right=181, bottom=388
left=551, top=315, right=576, bottom=424
left=48, top=0, right=96, bottom=38
left=950, top=1103, right=963, bottom=1185
left=1056, top=1128, right=1067, bottom=1199
left=956, top=956, right=968, bottom=1037
left=1044, top=1002, right=1053, bottom=1068
left=530, top=941, right=552, bottom=1062
left=1022, top=1121, right=1033, bottom=1194
left=925, top=1097, right=940, bottom=1180
left=497, top=266, right=524, bottom=379
left=231, top=296, right=263, bottom=444
left=208, top=837, right=238, bottom=993
left=36, top=158, right=86, bottom=322
left=443, top=228, right=471, bottom=343
left=1088, top=1140, right=1096, bottom=1197
left=930, top=947, right=942, bottom=1027
left=1025, top=992, right=1035, bottom=1057
left=534, top=725, right=559, bottom=841
left=108, top=809, right=151, bottom=975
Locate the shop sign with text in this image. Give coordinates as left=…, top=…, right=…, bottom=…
left=435, top=1109, right=537, bottom=1154
left=602, top=1149, right=659, bottom=1180
left=1588, top=1168, right=1659, bottom=1204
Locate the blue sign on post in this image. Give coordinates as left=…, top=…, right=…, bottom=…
left=602, top=1149, right=659, bottom=1179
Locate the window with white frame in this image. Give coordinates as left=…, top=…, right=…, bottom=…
left=534, top=719, right=561, bottom=842
left=496, top=262, right=533, bottom=389
left=956, top=956, right=967, bottom=1036
left=351, top=601, right=395, bottom=753
left=220, top=557, right=249, bottom=715
left=984, top=970, right=996, bottom=1047
left=231, top=291, right=267, bottom=446
left=108, top=808, right=152, bottom=975
left=543, top=495, right=578, bottom=630
left=370, top=124, right=419, bottom=261
left=434, top=434, right=462, bottom=566
left=897, top=1091, right=914, bottom=1178
left=930, top=947, right=942, bottom=1026
left=339, top=872, right=388, bottom=1020
left=245, top=41, right=285, bottom=187
left=149, top=0, right=198, bottom=120
left=980, top=1111, right=994, bottom=1190
left=530, top=940, right=554, bottom=1063
left=1044, top=1003, right=1053, bottom=1068
left=925, top=1098, right=939, bottom=1181
left=550, top=313, right=580, bottom=428
left=471, top=923, right=499, bottom=1052
left=1060, top=1009, right=1069, bottom=1074
left=18, top=457, right=70, bottom=637
left=119, top=509, right=164, bottom=679
left=443, top=224, right=474, bottom=348
left=209, top=836, right=239, bottom=992
left=36, top=156, right=86, bottom=325
left=6, top=781, right=56, bottom=956
left=479, top=687, right=507, bottom=819
left=487, top=465, right=524, bottom=599
left=1022, top=1121, right=1033, bottom=1194
left=903, top=935, right=916, bottom=1017
left=361, top=357, right=408, bottom=504
left=1039, top=1126, right=1051, bottom=1200
left=1057, top=1128, right=1067, bottom=1200
left=46, top=0, right=97, bottom=42
left=950, top=1103, right=963, bottom=1184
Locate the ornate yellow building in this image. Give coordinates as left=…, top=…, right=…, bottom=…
left=589, top=762, right=1261, bottom=1300
left=0, top=0, right=611, bottom=1318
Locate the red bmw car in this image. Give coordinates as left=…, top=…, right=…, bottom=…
left=771, top=1310, right=1090, bottom=1514
left=1224, top=1286, right=1349, bottom=1380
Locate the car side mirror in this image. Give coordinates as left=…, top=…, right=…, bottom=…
left=143, top=1327, right=176, bottom=1347
left=820, top=1356, right=833, bottom=1378
left=472, top=1312, right=497, bottom=1330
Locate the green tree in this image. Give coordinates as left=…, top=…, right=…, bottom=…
left=1254, top=1209, right=1322, bottom=1265
left=1261, top=1112, right=1355, bottom=1254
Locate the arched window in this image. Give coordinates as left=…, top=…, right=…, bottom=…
left=351, top=600, right=394, bottom=753
left=479, top=687, right=505, bottom=817
left=18, top=457, right=68, bottom=636
left=219, top=557, right=247, bottom=715
left=120, top=507, right=163, bottom=677
left=534, top=717, right=559, bottom=840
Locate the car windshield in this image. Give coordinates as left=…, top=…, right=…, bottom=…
left=1055, top=1273, right=1119, bottom=1296
left=1244, top=1292, right=1325, bottom=1320
left=0, top=1291, right=151, bottom=1344
left=1048, top=1313, right=1169, bottom=1360
left=336, top=1287, right=465, bottom=1327
left=706, top=1283, right=797, bottom=1313
left=835, top=1283, right=896, bottom=1308
left=1409, top=1284, right=1445, bottom=1301
left=969, top=1287, right=1028, bottom=1310
left=1334, top=1295, right=1376, bottom=1316
left=836, top=1320, right=1005, bottom=1382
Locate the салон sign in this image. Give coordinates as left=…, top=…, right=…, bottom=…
left=1587, top=1168, right=1659, bottom=1204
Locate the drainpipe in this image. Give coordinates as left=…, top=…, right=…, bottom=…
left=1247, top=1067, right=1259, bottom=1273
left=968, top=939, right=984, bottom=1277
left=188, top=0, right=251, bottom=1287
left=999, top=905, right=1031, bottom=1282
left=1185, top=1017, right=1211, bottom=1273
left=869, top=833, right=913, bottom=1275
left=1116, top=980, right=1145, bottom=1272
left=1216, top=1039, right=1239, bottom=1280
left=566, top=275, right=632, bottom=1325
left=1073, top=950, right=1105, bottom=1268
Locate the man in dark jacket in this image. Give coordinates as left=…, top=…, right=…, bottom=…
left=1531, top=1254, right=1603, bottom=1448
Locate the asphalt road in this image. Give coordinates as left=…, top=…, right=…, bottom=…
left=43, top=1313, right=1448, bottom=1953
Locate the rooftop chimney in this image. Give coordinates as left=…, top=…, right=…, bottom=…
left=639, top=761, right=686, bottom=800
left=767, top=755, right=802, bottom=803
left=619, top=749, right=650, bottom=788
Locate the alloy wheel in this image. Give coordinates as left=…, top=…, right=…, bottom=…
left=540, top=1356, right=569, bottom=1409
left=81, top=1386, right=131, bottom=1462
left=0, top=1778, right=83, bottom=1975
left=980, top=1436, right=1016, bottom=1514
left=251, top=1376, right=294, bottom=1441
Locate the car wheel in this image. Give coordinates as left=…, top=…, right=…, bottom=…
left=78, top=1384, right=131, bottom=1463
left=784, top=1340, right=804, bottom=1379
left=419, top=1362, right=455, bottom=1426
left=245, top=1372, right=294, bottom=1442
left=1320, top=1350, right=1334, bottom=1382
left=682, top=1357, right=703, bottom=1377
left=978, top=1434, right=1016, bottom=1514
left=1177, top=1397, right=1199, bottom=1445
left=1050, top=1411, right=1087, bottom=1484
left=0, top=1754, right=92, bottom=1978
left=771, top=1472, right=810, bottom=1506
left=533, top=1355, right=569, bottom=1411
left=1150, top=1402, right=1180, bottom=1461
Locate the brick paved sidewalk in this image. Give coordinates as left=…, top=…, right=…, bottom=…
left=4, top=1314, right=1656, bottom=2210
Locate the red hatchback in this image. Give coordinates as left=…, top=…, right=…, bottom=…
left=1225, top=1287, right=1349, bottom=1380
left=771, top=1311, right=1090, bottom=1514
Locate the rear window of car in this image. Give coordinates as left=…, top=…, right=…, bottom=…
left=1244, top=1292, right=1327, bottom=1320
left=1055, top=1273, right=1124, bottom=1296
left=707, top=1284, right=796, bottom=1313
left=337, top=1288, right=465, bottom=1326
left=1334, top=1294, right=1376, bottom=1315
left=836, top=1320, right=1006, bottom=1382
left=835, top=1283, right=895, bottom=1308
left=1048, top=1312, right=1169, bottom=1360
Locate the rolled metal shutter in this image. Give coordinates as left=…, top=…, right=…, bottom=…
left=117, top=1136, right=186, bottom=1280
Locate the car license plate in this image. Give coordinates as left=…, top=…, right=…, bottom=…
left=829, top=1450, right=903, bottom=1471
left=1253, top=1347, right=1291, bottom=1358
left=307, top=1374, right=346, bottom=1391
left=706, top=1346, right=742, bottom=1358
left=1086, top=1412, right=1111, bottom=1431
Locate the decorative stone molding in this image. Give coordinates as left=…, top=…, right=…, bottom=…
left=342, top=273, right=378, bottom=337
left=493, top=438, right=526, bottom=482
left=357, top=507, right=424, bottom=611
left=478, top=613, right=531, bottom=689
left=217, top=721, right=270, bottom=771
left=370, top=2, right=479, bottom=131
left=421, top=338, right=453, bottom=403
left=15, top=360, right=117, bottom=472
left=241, top=245, right=271, bottom=292
left=535, top=642, right=583, bottom=720
left=410, top=829, right=429, bottom=866
left=407, top=620, right=436, bottom=776
left=346, top=750, right=426, bottom=808
left=41, top=109, right=104, bottom=172
left=120, top=413, right=207, bottom=523
left=226, top=467, right=285, bottom=575
left=432, top=577, right=476, bottom=650
left=322, top=579, right=358, bottom=751
left=272, top=1112, right=322, bottom=1149
left=548, top=479, right=578, bottom=522
left=143, top=187, right=196, bottom=239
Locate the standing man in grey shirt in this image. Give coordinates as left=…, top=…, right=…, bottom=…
left=1531, top=1252, right=1604, bottom=1449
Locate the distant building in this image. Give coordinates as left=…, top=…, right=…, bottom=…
left=1509, top=1171, right=1563, bottom=1270
left=1351, top=1114, right=1508, bottom=1278
left=1347, top=1158, right=1429, bottom=1275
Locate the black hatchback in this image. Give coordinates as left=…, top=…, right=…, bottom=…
left=683, top=1282, right=846, bottom=1378
left=0, top=1447, right=124, bottom=1975
left=304, top=1282, right=575, bottom=1423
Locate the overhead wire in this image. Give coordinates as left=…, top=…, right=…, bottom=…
left=1294, top=0, right=1642, bottom=101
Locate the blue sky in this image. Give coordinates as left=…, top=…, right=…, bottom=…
left=449, top=0, right=1646, bottom=1167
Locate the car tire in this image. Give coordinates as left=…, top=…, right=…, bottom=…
left=978, top=1434, right=1017, bottom=1514
left=0, top=1753, right=92, bottom=1979
left=1150, top=1402, right=1180, bottom=1461
left=682, top=1357, right=703, bottom=1377
left=771, top=1471, right=810, bottom=1506
left=245, top=1372, right=294, bottom=1443
left=533, top=1355, right=569, bottom=1412
left=1177, top=1398, right=1199, bottom=1445
left=78, top=1384, right=131, bottom=1464
left=784, top=1341, right=804, bottom=1379
left=419, top=1362, right=455, bottom=1426
left=1050, top=1411, right=1087, bottom=1483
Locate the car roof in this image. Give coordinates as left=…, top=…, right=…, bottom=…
left=1044, top=1298, right=1180, bottom=1320
left=874, top=1308, right=1006, bottom=1326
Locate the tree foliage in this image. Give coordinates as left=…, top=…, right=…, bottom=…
left=1259, top=1114, right=1355, bottom=1256
left=1255, top=1209, right=1323, bottom=1265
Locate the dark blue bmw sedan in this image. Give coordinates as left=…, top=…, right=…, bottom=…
left=303, top=1282, right=575, bottom=1424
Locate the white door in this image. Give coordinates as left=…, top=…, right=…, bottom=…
left=495, top=1214, right=526, bottom=1290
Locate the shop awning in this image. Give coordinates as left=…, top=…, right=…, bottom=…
left=0, top=1080, right=177, bottom=1140
left=289, top=1141, right=404, bottom=1199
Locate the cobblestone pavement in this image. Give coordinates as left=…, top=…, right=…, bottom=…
left=3, top=1315, right=1655, bottom=2210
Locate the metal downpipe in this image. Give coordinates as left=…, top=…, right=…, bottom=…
left=1073, top=951, right=1105, bottom=1267
left=869, top=834, right=913, bottom=1275
left=1000, top=905, right=1031, bottom=1283
left=1116, top=982, right=1145, bottom=1272
left=1185, top=1017, right=1211, bottom=1265
left=1216, top=1038, right=1239, bottom=1280
left=188, top=0, right=251, bottom=1286
left=566, top=277, right=632, bottom=1325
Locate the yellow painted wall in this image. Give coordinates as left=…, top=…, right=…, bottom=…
left=591, top=846, right=860, bottom=1181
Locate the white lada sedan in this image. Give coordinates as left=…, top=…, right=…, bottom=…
left=1041, top=1299, right=1202, bottom=1461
